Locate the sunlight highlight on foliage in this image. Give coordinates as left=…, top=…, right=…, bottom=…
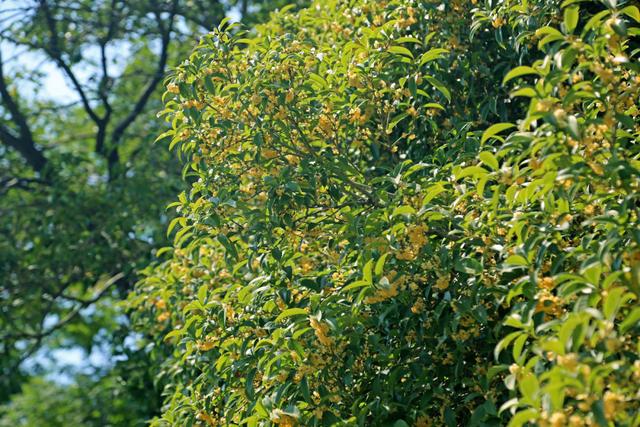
left=131, top=0, right=640, bottom=425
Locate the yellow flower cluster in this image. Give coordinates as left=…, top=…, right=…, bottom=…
left=365, top=281, right=400, bottom=304
left=407, top=224, right=428, bottom=247
left=197, top=338, right=217, bottom=352
left=197, top=411, right=218, bottom=426
left=309, top=316, right=333, bottom=346
left=538, top=276, right=555, bottom=290
left=433, top=275, right=449, bottom=291
left=348, top=107, right=367, bottom=125
left=535, top=289, right=563, bottom=318
left=156, top=311, right=170, bottom=322
left=271, top=409, right=298, bottom=427
left=167, top=82, right=180, bottom=94
left=410, top=298, right=425, bottom=314
left=397, top=224, right=429, bottom=261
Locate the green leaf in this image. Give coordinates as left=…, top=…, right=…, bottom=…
left=510, top=87, right=537, bottom=98
left=591, top=400, right=608, bottom=427
left=308, top=73, right=327, bottom=88
left=217, top=233, right=238, bottom=259
left=419, top=48, right=448, bottom=66
left=564, top=6, right=579, bottom=33
left=479, top=151, right=499, bottom=171
left=512, top=334, right=528, bottom=362
left=534, top=26, right=565, bottom=48
left=388, top=45, right=414, bottom=59
left=164, top=328, right=186, bottom=341
left=481, top=123, right=516, bottom=144
left=507, top=409, right=538, bottom=427
left=583, top=10, right=610, bottom=34
left=503, top=66, right=540, bottom=85
left=275, top=308, right=308, bottom=322
left=620, top=307, right=640, bottom=333
left=505, top=255, right=528, bottom=267
left=559, top=316, right=584, bottom=350
left=388, top=113, right=409, bottom=132
left=535, top=26, right=564, bottom=38
left=495, top=331, right=523, bottom=360
left=622, top=5, right=640, bottom=22
left=375, top=253, right=389, bottom=276
left=197, top=284, right=208, bottom=304
left=245, top=369, right=256, bottom=400
left=455, top=166, right=489, bottom=180
left=341, top=280, right=371, bottom=292
left=395, top=36, right=422, bottom=45
left=422, top=183, right=446, bottom=205
left=392, top=205, right=416, bottom=216
left=155, top=129, right=174, bottom=143
left=423, top=102, right=445, bottom=110
left=218, top=16, right=232, bottom=31
left=518, top=373, right=539, bottom=402
left=363, top=259, right=374, bottom=284
left=167, top=217, right=183, bottom=237
left=603, top=287, right=627, bottom=320
left=425, top=76, right=451, bottom=102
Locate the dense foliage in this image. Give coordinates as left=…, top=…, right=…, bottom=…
left=132, top=0, right=640, bottom=425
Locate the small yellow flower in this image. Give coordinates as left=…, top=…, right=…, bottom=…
left=569, top=415, right=584, bottom=427
left=285, top=89, right=295, bottom=103
left=434, top=276, right=449, bottom=291
left=550, top=412, right=566, bottom=427
left=538, top=277, right=555, bottom=290
left=365, top=282, right=399, bottom=304
left=262, top=149, right=279, bottom=159
left=197, top=339, right=216, bottom=352
left=588, top=161, right=604, bottom=176
left=411, top=298, right=425, bottom=314
left=271, top=409, right=298, bottom=427
left=197, top=411, right=217, bottom=426
left=348, top=71, right=362, bottom=88
left=603, top=391, right=624, bottom=419
left=492, top=17, right=505, bottom=28
left=317, top=115, right=333, bottom=135
left=407, top=224, right=428, bottom=247
left=309, top=316, right=333, bottom=346
left=349, top=107, right=366, bottom=124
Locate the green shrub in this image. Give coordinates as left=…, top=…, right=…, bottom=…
left=130, top=0, right=640, bottom=425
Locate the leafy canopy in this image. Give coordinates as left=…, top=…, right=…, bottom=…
left=133, top=0, right=640, bottom=425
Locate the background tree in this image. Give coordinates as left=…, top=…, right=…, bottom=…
left=0, top=0, right=305, bottom=423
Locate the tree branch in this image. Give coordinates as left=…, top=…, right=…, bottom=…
left=0, top=176, right=48, bottom=195
left=4, top=272, right=124, bottom=343
left=0, top=49, right=46, bottom=172
left=38, top=0, right=103, bottom=126
left=107, top=0, right=178, bottom=175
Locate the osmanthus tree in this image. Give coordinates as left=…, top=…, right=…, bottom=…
left=0, top=0, right=297, bottom=417
left=133, top=0, right=639, bottom=425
